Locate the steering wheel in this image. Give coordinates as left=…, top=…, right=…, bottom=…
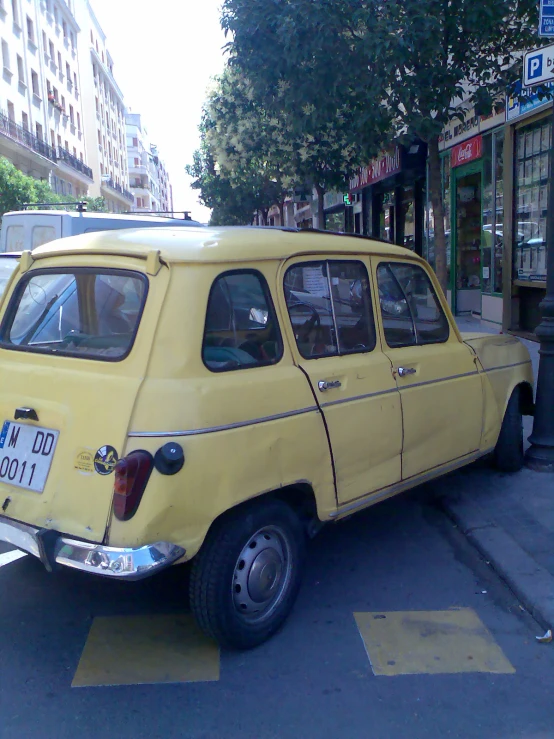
left=290, top=301, right=321, bottom=344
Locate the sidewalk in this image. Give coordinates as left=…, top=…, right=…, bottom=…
left=432, top=316, right=554, bottom=631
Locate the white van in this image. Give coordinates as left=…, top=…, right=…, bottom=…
left=0, top=210, right=204, bottom=253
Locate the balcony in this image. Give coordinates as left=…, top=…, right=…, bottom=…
left=56, top=146, right=93, bottom=179
left=0, top=112, right=56, bottom=162
left=103, top=177, right=134, bottom=202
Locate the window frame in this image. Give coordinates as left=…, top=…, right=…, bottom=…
left=284, top=258, right=377, bottom=360
left=377, top=260, right=450, bottom=348
left=0, top=267, right=149, bottom=363
left=202, top=268, right=284, bottom=374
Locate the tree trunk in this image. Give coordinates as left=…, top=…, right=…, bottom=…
left=278, top=201, right=285, bottom=227
left=427, top=136, right=448, bottom=295
left=315, top=183, right=325, bottom=229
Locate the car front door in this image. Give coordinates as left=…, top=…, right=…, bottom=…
left=373, top=258, right=483, bottom=480
left=281, top=256, right=402, bottom=505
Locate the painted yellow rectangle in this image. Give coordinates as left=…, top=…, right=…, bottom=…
left=72, top=614, right=220, bottom=687
left=354, top=608, right=515, bottom=676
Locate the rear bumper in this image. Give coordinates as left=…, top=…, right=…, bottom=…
left=0, top=515, right=185, bottom=580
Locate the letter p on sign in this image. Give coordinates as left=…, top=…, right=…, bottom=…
left=528, top=54, right=543, bottom=80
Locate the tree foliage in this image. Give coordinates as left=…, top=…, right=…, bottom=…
left=0, top=157, right=63, bottom=217
left=222, top=0, right=540, bottom=290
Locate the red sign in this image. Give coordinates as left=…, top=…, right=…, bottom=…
left=349, top=147, right=402, bottom=192
left=451, top=135, right=483, bottom=168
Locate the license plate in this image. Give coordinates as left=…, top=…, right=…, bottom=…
left=0, top=421, right=59, bottom=493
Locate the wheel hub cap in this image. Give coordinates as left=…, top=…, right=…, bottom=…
left=232, top=525, right=291, bottom=621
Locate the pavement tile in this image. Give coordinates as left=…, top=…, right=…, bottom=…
left=354, top=608, right=516, bottom=676
left=72, top=613, right=220, bottom=687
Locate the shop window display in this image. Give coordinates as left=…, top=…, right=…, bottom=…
left=514, top=119, right=550, bottom=283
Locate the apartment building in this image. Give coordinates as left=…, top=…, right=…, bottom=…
left=75, top=0, right=132, bottom=212
left=126, top=112, right=172, bottom=214
left=0, top=0, right=93, bottom=199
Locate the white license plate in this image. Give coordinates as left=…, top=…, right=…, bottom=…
left=0, top=421, right=59, bottom=493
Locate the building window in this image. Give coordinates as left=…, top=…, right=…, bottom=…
left=90, top=30, right=93, bottom=43
left=35, top=122, right=43, bottom=140
left=61, top=95, right=65, bottom=111
left=7, top=100, right=15, bottom=121
left=64, top=139, right=68, bottom=150
left=11, top=0, right=19, bottom=26
left=73, top=146, right=76, bottom=157
left=57, top=133, right=61, bottom=147
left=62, top=20, right=67, bottom=40
left=26, top=16, right=34, bottom=44
left=481, top=131, right=504, bottom=295
left=49, top=39, right=54, bottom=60
left=513, top=118, right=550, bottom=284
left=66, top=62, right=70, bottom=81
left=1, top=39, right=10, bottom=71
left=31, top=69, right=39, bottom=96
left=21, top=112, right=28, bottom=130
left=77, top=112, right=80, bottom=130
left=50, top=128, right=55, bottom=147
left=132, top=137, right=138, bottom=147
left=73, top=71, right=77, bottom=90
left=57, top=51, right=62, bottom=72
left=69, top=104, right=74, bottom=124
left=42, top=30, right=47, bottom=53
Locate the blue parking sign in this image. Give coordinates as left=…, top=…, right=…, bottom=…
left=528, top=54, right=544, bottom=80
left=540, top=0, right=554, bottom=36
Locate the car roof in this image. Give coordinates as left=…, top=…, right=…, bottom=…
left=30, top=226, right=426, bottom=265
left=4, top=210, right=203, bottom=226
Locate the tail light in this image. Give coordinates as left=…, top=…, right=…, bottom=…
left=112, top=450, right=154, bottom=521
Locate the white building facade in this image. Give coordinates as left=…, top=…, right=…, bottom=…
left=75, top=0, right=132, bottom=212
left=126, top=112, right=172, bottom=214
left=0, top=0, right=93, bottom=198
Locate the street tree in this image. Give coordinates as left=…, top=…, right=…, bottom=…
left=221, top=0, right=391, bottom=222
left=222, top=0, right=540, bottom=290
left=367, top=0, right=541, bottom=291
left=0, top=157, right=64, bottom=217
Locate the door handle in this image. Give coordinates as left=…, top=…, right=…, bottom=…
left=397, top=367, right=416, bottom=377
left=318, top=380, right=342, bottom=391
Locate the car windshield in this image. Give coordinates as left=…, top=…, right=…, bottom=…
left=0, top=257, right=19, bottom=298
left=1, top=269, right=147, bottom=360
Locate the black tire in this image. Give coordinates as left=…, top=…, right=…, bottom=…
left=493, top=388, right=524, bottom=473
left=189, top=498, right=305, bottom=649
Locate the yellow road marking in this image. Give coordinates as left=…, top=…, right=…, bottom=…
left=72, top=614, right=220, bottom=687
left=354, top=608, right=515, bottom=676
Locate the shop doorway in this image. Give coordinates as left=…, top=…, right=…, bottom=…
left=452, top=163, right=483, bottom=314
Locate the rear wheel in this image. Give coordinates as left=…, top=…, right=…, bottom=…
left=189, top=498, right=305, bottom=649
left=493, top=388, right=524, bottom=473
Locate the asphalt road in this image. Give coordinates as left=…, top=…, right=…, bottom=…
left=1, top=482, right=553, bottom=739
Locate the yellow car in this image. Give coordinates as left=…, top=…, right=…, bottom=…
left=0, top=227, right=534, bottom=648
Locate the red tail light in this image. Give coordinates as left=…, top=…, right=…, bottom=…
left=112, top=450, right=154, bottom=521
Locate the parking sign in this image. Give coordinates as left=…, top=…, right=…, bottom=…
left=540, top=0, right=554, bottom=36
left=524, top=44, right=554, bottom=86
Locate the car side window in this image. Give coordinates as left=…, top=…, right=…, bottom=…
left=377, top=262, right=450, bottom=348
left=202, top=270, right=283, bottom=372
left=284, top=260, right=376, bottom=359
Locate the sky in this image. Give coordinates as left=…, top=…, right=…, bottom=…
left=92, top=0, right=228, bottom=223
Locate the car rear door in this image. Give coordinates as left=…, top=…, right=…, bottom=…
left=0, top=254, right=169, bottom=542
left=280, top=255, right=402, bottom=505
left=372, top=257, right=483, bottom=480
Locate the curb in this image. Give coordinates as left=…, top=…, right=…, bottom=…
left=440, top=495, right=554, bottom=632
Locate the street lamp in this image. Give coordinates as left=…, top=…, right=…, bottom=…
left=525, top=97, right=554, bottom=472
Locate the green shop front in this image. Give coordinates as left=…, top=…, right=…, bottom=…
left=427, top=120, right=505, bottom=324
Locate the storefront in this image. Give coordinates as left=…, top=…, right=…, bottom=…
left=349, top=143, right=427, bottom=254
left=322, top=190, right=352, bottom=232
left=503, top=79, right=553, bottom=336
left=427, top=107, right=506, bottom=322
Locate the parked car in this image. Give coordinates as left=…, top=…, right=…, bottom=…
left=0, top=226, right=534, bottom=649
left=0, top=209, right=203, bottom=253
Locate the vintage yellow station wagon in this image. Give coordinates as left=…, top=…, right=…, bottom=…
left=0, top=227, right=534, bottom=648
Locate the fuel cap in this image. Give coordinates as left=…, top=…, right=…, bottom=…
left=154, top=442, right=184, bottom=475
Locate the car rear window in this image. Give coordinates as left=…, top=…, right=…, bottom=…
left=0, top=268, right=147, bottom=361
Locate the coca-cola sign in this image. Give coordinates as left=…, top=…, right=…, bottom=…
left=349, top=147, right=402, bottom=192
left=451, top=135, right=483, bottom=168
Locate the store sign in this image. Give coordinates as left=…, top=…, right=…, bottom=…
left=349, top=148, right=401, bottom=192
left=540, top=0, right=554, bottom=38
left=507, top=78, right=554, bottom=121
left=451, top=135, right=483, bottom=168
left=439, top=106, right=505, bottom=150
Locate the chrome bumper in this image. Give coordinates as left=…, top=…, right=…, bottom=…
left=0, top=515, right=185, bottom=580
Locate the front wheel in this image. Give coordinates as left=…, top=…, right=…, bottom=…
left=189, top=499, right=305, bottom=649
left=493, top=388, right=524, bottom=473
